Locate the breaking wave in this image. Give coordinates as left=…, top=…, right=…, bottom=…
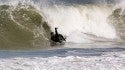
left=0, top=0, right=125, bottom=49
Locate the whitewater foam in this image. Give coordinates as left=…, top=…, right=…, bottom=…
left=0, top=49, right=125, bottom=70
left=42, top=5, right=120, bottom=43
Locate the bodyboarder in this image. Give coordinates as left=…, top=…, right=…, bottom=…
left=50, top=28, right=66, bottom=46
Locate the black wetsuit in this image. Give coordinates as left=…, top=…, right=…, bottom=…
left=55, top=28, right=61, bottom=43
left=51, top=28, right=66, bottom=43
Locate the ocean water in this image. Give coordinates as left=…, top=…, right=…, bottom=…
left=0, top=0, right=125, bottom=70
left=0, top=47, right=125, bottom=70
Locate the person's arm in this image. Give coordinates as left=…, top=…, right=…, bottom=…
left=59, top=34, right=66, bottom=41
left=55, top=28, right=58, bottom=35
left=62, top=36, right=66, bottom=41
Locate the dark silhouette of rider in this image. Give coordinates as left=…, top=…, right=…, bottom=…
left=51, top=28, right=66, bottom=43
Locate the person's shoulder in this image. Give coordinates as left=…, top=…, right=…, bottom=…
left=59, top=34, right=63, bottom=36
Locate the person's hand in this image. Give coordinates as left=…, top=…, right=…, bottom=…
left=55, top=27, right=58, bottom=29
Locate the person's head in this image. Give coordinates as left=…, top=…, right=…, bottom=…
left=55, top=27, right=58, bottom=30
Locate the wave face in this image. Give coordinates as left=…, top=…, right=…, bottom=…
left=0, top=4, right=51, bottom=49
left=0, top=0, right=125, bottom=49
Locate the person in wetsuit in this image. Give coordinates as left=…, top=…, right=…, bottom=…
left=50, top=28, right=66, bottom=44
